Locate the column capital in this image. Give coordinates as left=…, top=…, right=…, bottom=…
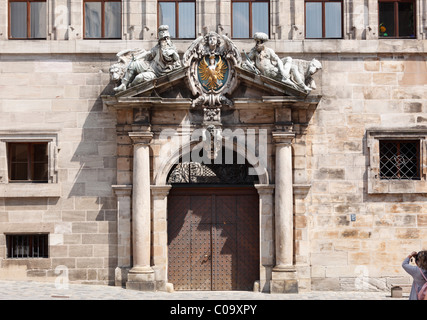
left=151, top=185, right=172, bottom=198
left=254, top=184, right=275, bottom=195
left=129, top=131, right=153, bottom=145
left=272, top=131, right=295, bottom=144
left=112, top=184, right=132, bottom=197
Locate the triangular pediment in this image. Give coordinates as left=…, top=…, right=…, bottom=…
left=103, top=65, right=321, bottom=110
left=114, top=67, right=191, bottom=99
left=234, top=66, right=308, bottom=98
left=114, top=66, right=308, bottom=98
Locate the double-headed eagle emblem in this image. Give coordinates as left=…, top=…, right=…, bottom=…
left=198, top=55, right=228, bottom=91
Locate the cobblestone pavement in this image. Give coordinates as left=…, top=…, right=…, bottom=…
left=0, top=280, right=406, bottom=300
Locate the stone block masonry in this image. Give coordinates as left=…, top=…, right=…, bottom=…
left=0, top=54, right=118, bottom=285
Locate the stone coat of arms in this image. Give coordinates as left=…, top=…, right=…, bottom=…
left=183, top=31, right=241, bottom=109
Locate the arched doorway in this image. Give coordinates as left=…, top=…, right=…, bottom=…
left=166, top=151, right=260, bottom=291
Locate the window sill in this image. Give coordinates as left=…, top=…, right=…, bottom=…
left=0, top=39, right=425, bottom=55
left=0, top=183, right=61, bottom=198
left=368, top=179, right=427, bottom=194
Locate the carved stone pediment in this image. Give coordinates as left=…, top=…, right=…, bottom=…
left=104, top=28, right=323, bottom=124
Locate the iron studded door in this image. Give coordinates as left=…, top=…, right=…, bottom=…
left=168, top=187, right=259, bottom=291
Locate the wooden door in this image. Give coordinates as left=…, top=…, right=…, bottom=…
left=167, top=187, right=259, bottom=291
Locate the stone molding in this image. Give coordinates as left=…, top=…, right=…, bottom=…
left=129, top=131, right=153, bottom=145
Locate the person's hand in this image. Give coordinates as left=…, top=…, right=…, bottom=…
left=408, top=251, right=418, bottom=258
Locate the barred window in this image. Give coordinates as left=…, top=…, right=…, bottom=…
left=379, top=140, right=420, bottom=180
left=6, top=234, right=49, bottom=258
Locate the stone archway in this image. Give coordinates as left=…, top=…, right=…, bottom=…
left=150, top=143, right=274, bottom=292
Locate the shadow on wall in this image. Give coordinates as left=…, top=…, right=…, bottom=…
left=64, top=54, right=119, bottom=285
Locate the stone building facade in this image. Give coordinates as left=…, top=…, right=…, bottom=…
left=0, top=0, right=426, bottom=293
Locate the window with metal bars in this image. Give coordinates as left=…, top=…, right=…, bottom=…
left=6, top=234, right=49, bottom=258
left=379, top=140, right=420, bottom=180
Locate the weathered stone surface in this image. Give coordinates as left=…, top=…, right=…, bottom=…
left=0, top=2, right=426, bottom=293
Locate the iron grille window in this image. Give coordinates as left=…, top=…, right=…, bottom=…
left=6, top=234, right=49, bottom=258
left=379, top=140, right=420, bottom=180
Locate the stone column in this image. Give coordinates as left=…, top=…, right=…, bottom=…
left=126, top=131, right=155, bottom=291
left=271, top=131, right=298, bottom=293
left=112, top=185, right=132, bottom=287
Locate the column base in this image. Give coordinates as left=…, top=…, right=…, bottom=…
left=126, top=266, right=156, bottom=291
left=270, top=265, right=298, bottom=294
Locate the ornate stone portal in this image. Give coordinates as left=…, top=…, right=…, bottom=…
left=104, top=27, right=322, bottom=293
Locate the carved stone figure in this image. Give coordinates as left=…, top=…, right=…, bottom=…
left=183, top=31, right=241, bottom=68
left=112, top=25, right=181, bottom=92
left=203, top=124, right=223, bottom=160
left=242, top=32, right=322, bottom=93
left=290, top=58, right=322, bottom=91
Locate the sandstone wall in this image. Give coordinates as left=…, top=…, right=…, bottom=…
left=0, top=54, right=118, bottom=284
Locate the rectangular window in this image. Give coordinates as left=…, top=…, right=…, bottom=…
left=305, top=0, right=342, bottom=39
left=9, top=0, right=46, bottom=39
left=379, top=140, right=420, bottom=180
left=84, top=0, right=121, bottom=39
left=379, top=0, right=415, bottom=38
left=158, top=1, right=195, bottom=39
left=232, top=0, right=269, bottom=39
left=7, top=142, right=48, bottom=182
left=6, top=234, right=49, bottom=258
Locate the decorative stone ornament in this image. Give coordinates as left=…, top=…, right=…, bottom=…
left=242, top=32, right=322, bottom=93
left=183, top=31, right=241, bottom=109
left=110, top=25, right=181, bottom=92
left=183, top=31, right=242, bottom=160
